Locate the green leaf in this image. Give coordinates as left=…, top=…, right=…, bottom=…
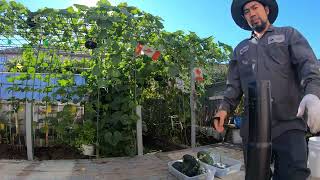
left=27, top=67, right=35, bottom=74
left=0, top=1, right=8, bottom=10
left=35, top=74, right=42, bottom=80
left=117, top=2, right=128, bottom=7
left=109, top=16, right=122, bottom=23
left=111, top=111, right=121, bottom=119
left=43, top=39, right=49, bottom=47
left=168, top=65, right=179, bottom=77
left=92, top=65, right=101, bottom=76
left=101, top=20, right=113, bottom=28
left=42, top=62, right=49, bottom=67
left=120, top=114, right=129, bottom=125
left=110, top=54, right=121, bottom=64
left=66, top=6, right=74, bottom=13
left=113, top=131, right=122, bottom=145
left=97, top=0, right=111, bottom=7
left=112, top=69, right=121, bottom=78
left=74, top=42, right=79, bottom=48
left=17, top=73, right=28, bottom=80
left=130, top=8, right=139, bottom=15
left=129, top=114, right=138, bottom=122
left=104, top=131, right=112, bottom=143
left=111, top=101, right=120, bottom=111
left=73, top=4, right=89, bottom=11
left=58, top=79, right=69, bottom=86
left=58, top=9, right=68, bottom=15
left=97, top=79, right=106, bottom=88
left=44, top=87, right=53, bottom=92
left=104, top=131, right=122, bottom=146
left=42, top=96, right=51, bottom=102
left=112, top=43, right=120, bottom=51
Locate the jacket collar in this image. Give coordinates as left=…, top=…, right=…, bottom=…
left=250, top=25, right=275, bottom=40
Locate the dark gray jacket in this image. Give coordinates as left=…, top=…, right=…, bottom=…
left=219, top=26, right=320, bottom=140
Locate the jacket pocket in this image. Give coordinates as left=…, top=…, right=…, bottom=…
left=264, top=43, right=290, bottom=78
left=267, top=43, right=290, bottom=65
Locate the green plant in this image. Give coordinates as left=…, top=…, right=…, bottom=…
left=49, top=105, right=77, bottom=145
left=172, top=154, right=204, bottom=177
left=74, top=120, right=96, bottom=146
left=234, top=96, right=244, bottom=116
left=197, top=151, right=214, bottom=165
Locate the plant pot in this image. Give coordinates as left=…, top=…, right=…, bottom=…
left=231, top=129, right=242, bottom=144
left=81, top=144, right=94, bottom=156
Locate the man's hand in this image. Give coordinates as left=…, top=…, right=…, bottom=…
left=213, top=110, right=228, bottom=133
left=296, top=94, right=320, bottom=134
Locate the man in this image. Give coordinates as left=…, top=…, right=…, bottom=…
left=213, top=0, right=320, bottom=179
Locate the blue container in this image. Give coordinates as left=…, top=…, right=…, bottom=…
left=233, top=116, right=243, bottom=129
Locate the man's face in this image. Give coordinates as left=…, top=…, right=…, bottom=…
left=243, top=1, right=270, bottom=32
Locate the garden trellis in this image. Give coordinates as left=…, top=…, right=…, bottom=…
left=0, top=35, right=91, bottom=159
left=0, top=0, right=233, bottom=159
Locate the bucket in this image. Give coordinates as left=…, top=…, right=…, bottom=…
left=81, top=144, right=95, bottom=156
left=308, top=136, right=320, bottom=178
left=232, top=129, right=242, bottom=144
left=309, top=136, right=320, bottom=146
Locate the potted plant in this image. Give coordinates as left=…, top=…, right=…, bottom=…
left=75, top=120, right=96, bottom=156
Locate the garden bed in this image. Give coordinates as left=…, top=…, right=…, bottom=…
left=0, top=144, right=88, bottom=160
left=34, top=145, right=89, bottom=160
left=143, top=135, right=187, bottom=153
left=0, top=144, right=26, bottom=159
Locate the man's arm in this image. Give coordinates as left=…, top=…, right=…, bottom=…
left=214, top=51, right=243, bottom=132
left=219, top=51, right=244, bottom=114
left=289, top=27, right=320, bottom=133
left=289, top=27, right=320, bottom=98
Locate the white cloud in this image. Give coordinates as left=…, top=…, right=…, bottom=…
left=71, top=0, right=122, bottom=7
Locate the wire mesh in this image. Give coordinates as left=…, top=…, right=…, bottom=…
left=0, top=34, right=89, bottom=150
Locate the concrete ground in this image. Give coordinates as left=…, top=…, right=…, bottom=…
left=0, top=143, right=318, bottom=180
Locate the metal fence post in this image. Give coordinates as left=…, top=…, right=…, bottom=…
left=25, top=101, right=33, bottom=160
left=136, top=105, right=143, bottom=156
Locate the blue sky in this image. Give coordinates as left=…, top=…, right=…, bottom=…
left=16, top=0, right=320, bottom=58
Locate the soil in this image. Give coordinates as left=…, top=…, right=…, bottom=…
left=34, top=145, right=89, bottom=160
left=0, top=144, right=89, bottom=160
left=0, top=135, right=185, bottom=160
left=0, top=144, right=27, bottom=159
left=143, top=135, right=186, bottom=153
left=197, top=135, right=222, bottom=145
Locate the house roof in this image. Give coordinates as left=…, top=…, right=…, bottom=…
left=0, top=47, right=91, bottom=58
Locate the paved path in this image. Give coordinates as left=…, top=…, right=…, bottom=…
left=0, top=143, right=318, bottom=180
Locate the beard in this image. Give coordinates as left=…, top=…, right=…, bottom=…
left=250, top=18, right=268, bottom=33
